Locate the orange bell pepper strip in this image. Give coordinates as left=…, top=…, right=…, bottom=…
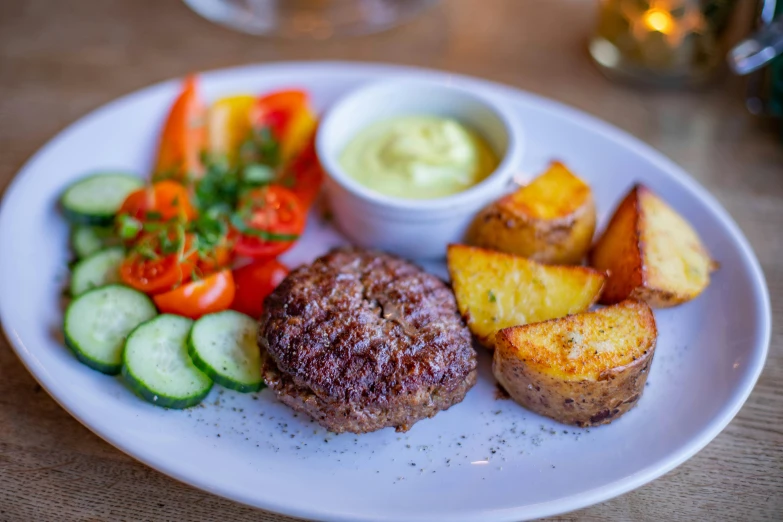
left=153, top=75, right=207, bottom=183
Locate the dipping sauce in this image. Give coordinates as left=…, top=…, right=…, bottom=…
left=339, top=116, right=499, bottom=199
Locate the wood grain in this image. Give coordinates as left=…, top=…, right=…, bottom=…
left=1, top=0, right=781, bottom=520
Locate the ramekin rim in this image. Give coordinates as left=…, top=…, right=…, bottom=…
left=315, top=78, right=525, bottom=212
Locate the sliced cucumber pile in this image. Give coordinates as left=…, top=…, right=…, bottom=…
left=70, top=247, right=124, bottom=296
left=122, top=315, right=213, bottom=409
left=71, top=225, right=119, bottom=259
left=61, top=173, right=143, bottom=226
left=64, top=285, right=157, bottom=374
left=188, top=310, right=264, bottom=393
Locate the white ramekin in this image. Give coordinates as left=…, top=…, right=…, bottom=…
left=316, top=78, right=524, bottom=259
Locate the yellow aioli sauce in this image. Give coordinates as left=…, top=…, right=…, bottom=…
left=339, top=116, right=499, bottom=199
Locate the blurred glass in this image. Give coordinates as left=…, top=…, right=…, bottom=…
left=742, top=1, right=783, bottom=117
left=728, top=16, right=783, bottom=75
left=589, top=0, right=742, bottom=86
left=183, top=0, right=438, bottom=38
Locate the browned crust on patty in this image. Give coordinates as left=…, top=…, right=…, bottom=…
left=259, top=248, right=478, bottom=433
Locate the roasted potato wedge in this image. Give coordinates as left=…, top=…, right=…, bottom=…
left=467, top=161, right=596, bottom=264
left=447, top=244, right=606, bottom=349
left=493, top=299, right=657, bottom=427
left=589, top=184, right=716, bottom=308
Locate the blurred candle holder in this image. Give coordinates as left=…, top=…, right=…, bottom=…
left=589, top=0, right=741, bottom=86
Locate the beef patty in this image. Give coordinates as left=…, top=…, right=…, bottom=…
left=259, top=248, right=477, bottom=434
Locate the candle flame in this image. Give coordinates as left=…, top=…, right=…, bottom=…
left=643, top=9, right=674, bottom=34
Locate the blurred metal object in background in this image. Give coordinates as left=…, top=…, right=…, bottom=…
left=589, top=0, right=742, bottom=86
left=728, top=15, right=783, bottom=74
left=733, top=0, right=783, bottom=117
left=183, top=0, right=438, bottom=38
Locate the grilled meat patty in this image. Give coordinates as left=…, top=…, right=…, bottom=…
left=259, top=248, right=478, bottom=434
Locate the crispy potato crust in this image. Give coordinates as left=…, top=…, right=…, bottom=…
left=467, top=162, right=596, bottom=265
left=493, top=300, right=657, bottom=427
left=589, top=184, right=716, bottom=308
left=447, top=244, right=605, bottom=349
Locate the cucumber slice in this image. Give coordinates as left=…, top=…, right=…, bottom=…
left=71, top=226, right=119, bottom=259
left=188, top=310, right=264, bottom=393
left=122, top=315, right=213, bottom=409
left=61, top=173, right=143, bottom=226
left=70, top=247, right=125, bottom=296
left=64, top=285, right=157, bottom=375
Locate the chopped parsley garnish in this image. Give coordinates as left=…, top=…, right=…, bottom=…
left=239, top=127, right=280, bottom=168
left=229, top=213, right=299, bottom=242
left=121, top=124, right=295, bottom=266
left=243, top=164, right=275, bottom=185
left=117, top=214, right=142, bottom=240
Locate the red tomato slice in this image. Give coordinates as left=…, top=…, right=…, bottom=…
left=120, top=252, right=194, bottom=295
left=118, top=188, right=152, bottom=221
left=232, top=186, right=306, bottom=259
left=231, top=259, right=289, bottom=319
left=119, top=233, right=196, bottom=294
left=153, top=270, right=235, bottom=320
left=118, top=181, right=196, bottom=222
left=154, top=75, right=207, bottom=182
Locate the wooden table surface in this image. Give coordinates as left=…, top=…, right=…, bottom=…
left=1, top=1, right=781, bottom=520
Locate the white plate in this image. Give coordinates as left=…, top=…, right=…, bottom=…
left=0, top=62, right=771, bottom=522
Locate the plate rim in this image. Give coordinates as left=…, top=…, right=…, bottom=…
left=0, top=61, right=772, bottom=522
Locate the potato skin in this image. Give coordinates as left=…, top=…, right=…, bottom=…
left=467, top=195, right=596, bottom=265
left=493, top=346, right=654, bottom=427
left=492, top=299, right=657, bottom=427
left=589, top=184, right=716, bottom=308
left=627, top=285, right=682, bottom=309
left=467, top=162, right=596, bottom=265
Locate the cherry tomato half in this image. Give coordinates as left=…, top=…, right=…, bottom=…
left=232, top=186, right=306, bottom=259
left=231, top=259, right=289, bottom=319
left=119, top=233, right=196, bottom=294
left=153, top=270, right=235, bottom=320
left=118, top=181, right=196, bottom=222
left=120, top=252, right=194, bottom=295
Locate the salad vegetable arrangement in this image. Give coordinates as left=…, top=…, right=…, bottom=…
left=59, top=76, right=323, bottom=408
